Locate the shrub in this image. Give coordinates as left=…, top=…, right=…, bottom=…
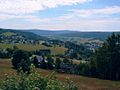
left=11, top=50, right=31, bottom=73
left=0, top=65, right=78, bottom=90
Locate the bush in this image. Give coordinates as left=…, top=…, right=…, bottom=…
left=0, top=65, right=78, bottom=90
left=11, top=50, right=31, bottom=73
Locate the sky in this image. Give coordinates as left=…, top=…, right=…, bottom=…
left=0, top=0, right=120, bottom=31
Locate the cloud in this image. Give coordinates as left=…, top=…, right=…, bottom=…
left=36, top=18, right=120, bottom=31
left=0, top=0, right=120, bottom=31
left=71, top=6, right=120, bottom=18
left=0, top=0, right=92, bottom=15
left=1, top=15, right=120, bottom=31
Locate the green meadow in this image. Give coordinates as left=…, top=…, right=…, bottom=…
left=0, top=43, right=67, bottom=55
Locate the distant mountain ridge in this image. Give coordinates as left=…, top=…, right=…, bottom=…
left=28, top=30, right=117, bottom=40
left=0, top=28, right=119, bottom=41
left=28, top=30, right=71, bottom=36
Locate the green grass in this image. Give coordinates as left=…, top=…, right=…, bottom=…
left=1, top=32, right=16, bottom=36
left=0, top=59, right=120, bottom=90
left=0, top=43, right=67, bottom=55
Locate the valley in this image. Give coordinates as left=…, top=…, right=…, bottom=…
left=0, top=28, right=120, bottom=90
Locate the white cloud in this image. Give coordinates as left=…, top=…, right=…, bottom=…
left=35, top=18, right=120, bottom=31
left=1, top=5, right=120, bottom=22
left=0, top=1, right=120, bottom=31
left=0, top=0, right=92, bottom=15
left=1, top=16, right=120, bottom=31
left=0, top=14, right=42, bottom=21
left=71, top=6, right=120, bottom=18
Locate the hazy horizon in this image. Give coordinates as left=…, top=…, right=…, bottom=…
left=1, top=28, right=120, bottom=32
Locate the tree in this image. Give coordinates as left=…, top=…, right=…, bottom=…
left=13, top=45, right=18, bottom=50
left=55, top=58, right=61, bottom=69
left=6, top=48, right=14, bottom=57
left=89, top=58, right=98, bottom=77
left=63, top=58, right=70, bottom=64
left=11, top=50, right=31, bottom=73
left=47, top=55, right=54, bottom=70
left=40, top=56, right=47, bottom=69
left=94, top=33, right=120, bottom=80
left=40, top=59, right=47, bottom=69
left=33, top=56, right=38, bottom=68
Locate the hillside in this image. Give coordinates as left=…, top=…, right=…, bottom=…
left=1, top=28, right=117, bottom=42
left=0, top=28, right=49, bottom=44
left=0, top=59, right=120, bottom=90
left=28, top=30, right=115, bottom=41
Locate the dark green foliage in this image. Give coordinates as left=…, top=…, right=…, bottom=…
left=76, top=62, right=90, bottom=76
left=47, top=55, right=54, bottom=70
left=65, top=42, right=93, bottom=60
left=33, top=56, right=38, bottom=68
left=13, top=45, right=18, bottom=50
left=42, top=43, right=52, bottom=47
left=40, top=59, right=47, bottom=69
left=89, top=59, right=98, bottom=77
left=63, top=58, right=70, bottom=64
left=55, top=58, right=61, bottom=69
left=93, top=33, right=120, bottom=80
left=11, top=50, right=31, bottom=73
left=33, top=49, right=51, bottom=56
left=0, top=48, right=14, bottom=58
left=48, top=40, right=64, bottom=46
left=70, top=33, right=120, bottom=80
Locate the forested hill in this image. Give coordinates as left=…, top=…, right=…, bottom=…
left=0, top=28, right=48, bottom=41
left=0, top=28, right=49, bottom=44
left=28, top=30, right=119, bottom=40
left=1, top=28, right=119, bottom=41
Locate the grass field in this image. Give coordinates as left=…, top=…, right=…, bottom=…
left=1, top=32, right=16, bottom=36
left=0, top=43, right=67, bottom=55
left=0, top=59, right=120, bottom=90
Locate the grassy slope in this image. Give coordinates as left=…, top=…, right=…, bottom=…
left=0, top=59, right=120, bottom=90
left=1, top=32, right=16, bottom=36
left=0, top=44, right=67, bottom=55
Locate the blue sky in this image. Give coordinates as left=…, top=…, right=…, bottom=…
left=0, top=0, right=120, bottom=31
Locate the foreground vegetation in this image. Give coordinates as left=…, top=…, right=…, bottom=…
left=0, top=59, right=120, bottom=90
left=0, top=65, right=77, bottom=90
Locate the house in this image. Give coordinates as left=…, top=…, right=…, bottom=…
left=36, top=56, right=44, bottom=63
